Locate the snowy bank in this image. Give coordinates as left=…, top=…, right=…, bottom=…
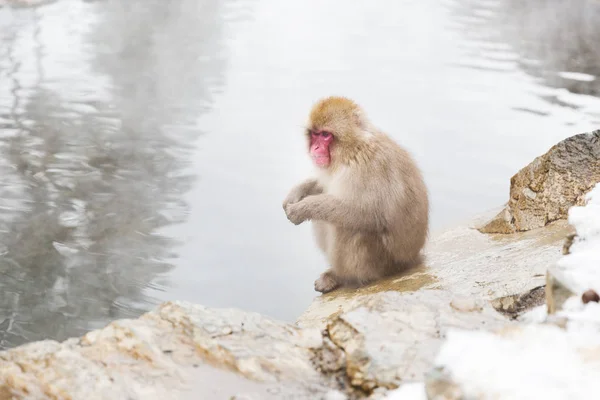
left=548, top=183, right=600, bottom=312
left=385, top=183, right=600, bottom=400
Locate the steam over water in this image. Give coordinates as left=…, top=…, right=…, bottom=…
left=0, top=0, right=599, bottom=349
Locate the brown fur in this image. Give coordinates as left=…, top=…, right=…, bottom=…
left=283, top=96, right=429, bottom=293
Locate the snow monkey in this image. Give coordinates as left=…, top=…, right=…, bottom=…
left=283, top=96, right=429, bottom=293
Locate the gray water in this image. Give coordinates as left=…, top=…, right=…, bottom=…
left=0, top=0, right=599, bottom=349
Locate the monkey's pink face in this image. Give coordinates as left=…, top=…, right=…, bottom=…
left=309, top=130, right=333, bottom=168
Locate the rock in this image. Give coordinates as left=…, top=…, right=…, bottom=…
left=449, top=297, right=484, bottom=313
left=324, top=291, right=508, bottom=393
left=314, top=336, right=346, bottom=374
left=298, top=217, right=572, bottom=330
left=294, top=211, right=571, bottom=396
left=546, top=266, right=579, bottom=314
left=490, top=285, right=545, bottom=319
left=424, top=367, right=463, bottom=400
left=413, top=184, right=600, bottom=400
left=562, top=233, right=576, bottom=255
left=381, top=382, right=426, bottom=400
left=479, top=207, right=515, bottom=234
left=150, top=302, right=323, bottom=383
left=479, top=130, right=600, bottom=234
left=0, top=301, right=334, bottom=399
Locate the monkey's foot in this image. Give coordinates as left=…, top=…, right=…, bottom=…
left=314, top=272, right=340, bottom=293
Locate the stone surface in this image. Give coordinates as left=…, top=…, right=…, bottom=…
left=546, top=267, right=579, bottom=315
left=324, top=291, right=508, bottom=393
left=295, top=215, right=571, bottom=396
left=0, top=301, right=334, bottom=399
left=491, top=285, right=546, bottom=318
left=479, top=129, right=600, bottom=234
left=390, top=184, right=600, bottom=400
left=298, top=217, right=571, bottom=330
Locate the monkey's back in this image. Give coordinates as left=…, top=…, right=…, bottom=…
left=314, top=132, right=429, bottom=283
left=375, top=133, right=429, bottom=265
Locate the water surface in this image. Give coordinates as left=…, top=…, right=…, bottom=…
left=0, top=0, right=599, bottom=349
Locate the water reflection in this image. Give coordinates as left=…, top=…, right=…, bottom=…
left=502, top=0, right=600, bottom=97
left=0, top=0, right=247, bottom=349
left=448, top=0, right=600, bottom=123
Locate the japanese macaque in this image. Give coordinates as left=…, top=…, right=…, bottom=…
left=283, top=96, right=429, bottom=293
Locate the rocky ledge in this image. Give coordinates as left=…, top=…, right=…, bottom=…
left=0, top=131, right=598, bottom=400
left=479, top=129, right=600, bottom=234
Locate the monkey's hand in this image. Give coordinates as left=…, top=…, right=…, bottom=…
left=282, top=179, right=322, bottom=211
left=282, top=190, right=306, bottom=211
left=284, top=199, right=312, bottom=225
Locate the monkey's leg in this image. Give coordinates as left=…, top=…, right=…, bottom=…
left=311, top=221, right=330, bottom=254
left=314, top=269, right=341, bottom=293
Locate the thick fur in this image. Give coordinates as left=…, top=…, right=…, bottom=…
left=283, top=96, right=429, bottom=293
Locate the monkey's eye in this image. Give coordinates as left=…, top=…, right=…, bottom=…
left=309, top=130, right=333, bottom=140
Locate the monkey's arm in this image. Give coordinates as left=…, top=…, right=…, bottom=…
left=284, top=194, right=385, bottom=232
left=282, top=179, right=323, bottom=209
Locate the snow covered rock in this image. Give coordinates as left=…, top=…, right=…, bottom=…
left=406, top=183, right=600, bottom=400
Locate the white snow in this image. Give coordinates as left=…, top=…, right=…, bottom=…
left=383, top=183, right=600, bottom=400
left=432, top=324, right=600, bottom=400
left=555, top=184, right=600, bottom=297
left=383, top=382, right=426, bottom=400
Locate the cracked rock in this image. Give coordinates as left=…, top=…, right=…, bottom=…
left=491, top=286, right=546, bottom=318
left=0, top=301, right=334, bottom=399
left=479, top=130, right=600, bottom=234
left=325, top=291, right=508, bottom=394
